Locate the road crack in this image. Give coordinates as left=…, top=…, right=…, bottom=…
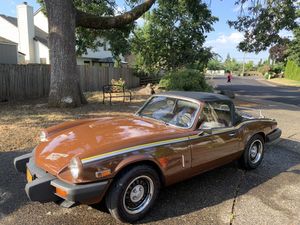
left=230, top=169, right=246, bottom=225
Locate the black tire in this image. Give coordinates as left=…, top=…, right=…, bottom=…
left=105, top=165, right=160, bottom=223
left=240, top=134, right=265, bottom=170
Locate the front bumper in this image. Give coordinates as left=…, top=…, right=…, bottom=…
left=14, top=152, right=110, bottom=205
left=266, top=128, right=282, bottom=143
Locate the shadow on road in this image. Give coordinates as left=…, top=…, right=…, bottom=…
left=0, top=149, right=31, bottom=219
left=1, top=138, right=299, bottom=224
left=138, top=138, right=300, bottom=223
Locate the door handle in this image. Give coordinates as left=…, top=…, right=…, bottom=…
left=228, top=132, right=237, bottom=137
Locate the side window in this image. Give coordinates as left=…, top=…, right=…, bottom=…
left=199, top=102, right=232, bottom=129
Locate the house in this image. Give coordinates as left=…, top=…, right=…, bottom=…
left=0, top=2, right=123, bottom=66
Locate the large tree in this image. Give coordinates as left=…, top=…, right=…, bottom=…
left=269, top=38, right=290, bottom=64
left=288, top=27, right=300, bottom=65
left=43, top=0, right=155, bottom=107
left=131, top=0, right=217, bottom=73
left=229, top=0, right=299, bottom=53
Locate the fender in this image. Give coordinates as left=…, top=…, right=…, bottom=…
left=114, top=154, right=165, bottom=179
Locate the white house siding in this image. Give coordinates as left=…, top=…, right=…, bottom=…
left=17, top=4, right=35, bottom=63
left=0, top=17, right=19, bottom=44
left=34, top=10, right=48, bottom=33
left=34, top=40, right=49, bottom=64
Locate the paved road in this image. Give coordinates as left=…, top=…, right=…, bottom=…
left=1, top=140, right=300, bottom=225
left=212, top=76, right=300, bottom=106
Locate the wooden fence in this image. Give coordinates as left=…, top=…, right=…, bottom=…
left=0, top=64, right=140, bottom=101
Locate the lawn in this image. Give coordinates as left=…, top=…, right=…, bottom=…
left=268, top=78, right=300, bottom=87
left=0, top=91, right=148, bottom=152
left=0, top=90, right=256, bottom=153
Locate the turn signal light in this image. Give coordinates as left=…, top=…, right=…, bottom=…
left=26, top=169, right=33, bottom=182
left=95, top=169, right=112, bottom=178
left=55, top=187, right=68, bottom=198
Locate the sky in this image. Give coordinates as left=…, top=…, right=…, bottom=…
left=1, top=0, right=273, bottom=63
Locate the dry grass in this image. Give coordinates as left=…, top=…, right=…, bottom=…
left=0, top=90, right=255, bottom=153
left=0, top=91, right=149, bottom=152
left=268, top=78, right=300, bottom=87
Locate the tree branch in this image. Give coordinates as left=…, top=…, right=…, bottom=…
left=76, top=0, right=155, bottom=29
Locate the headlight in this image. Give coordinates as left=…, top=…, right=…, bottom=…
left=40, top=131, right=48, bottom=142
left=69, top=157, right=82, bottom=179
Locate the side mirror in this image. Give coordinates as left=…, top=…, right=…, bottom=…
left=197, top=128, right=212, bottom=136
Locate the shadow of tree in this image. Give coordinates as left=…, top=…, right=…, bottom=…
left=0, top=149, right=31, bottom=219
left=0, top=139, right=299, bottom=224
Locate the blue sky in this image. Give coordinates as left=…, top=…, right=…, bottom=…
left=1, top=0, right=271, bottom=63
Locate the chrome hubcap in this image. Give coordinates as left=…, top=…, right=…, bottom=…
left=249, top=140, right=263, bottom=164
left=130, top=185, right=145, bottom=203
left=123, top=175, right=154, bottom=214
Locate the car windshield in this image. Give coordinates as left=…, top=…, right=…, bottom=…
left=137, top=96, right=199, bottom=128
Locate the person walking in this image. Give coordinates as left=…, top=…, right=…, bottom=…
left=226, top=70, right=232, bottom=83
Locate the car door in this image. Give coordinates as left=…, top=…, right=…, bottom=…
left=190, top=101, right=241, bottom=173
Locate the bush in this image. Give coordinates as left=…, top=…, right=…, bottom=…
left=159, top=69, right=213, bottom=92
left=270, top=63, right=285, bottom=74
left=285, top=60, right=300, bottom=81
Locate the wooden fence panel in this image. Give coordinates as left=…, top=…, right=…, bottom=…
left=0, top=64, right=139, bottom=101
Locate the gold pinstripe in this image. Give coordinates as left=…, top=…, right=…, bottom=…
left=82, top=136, right=189, bottom=163
left=81, top=119, right=273, bottom=163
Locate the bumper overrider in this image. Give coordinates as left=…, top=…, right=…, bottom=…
left=266, top=128, right=282, bottom=143
left=13, top=151, right=110, bottom=205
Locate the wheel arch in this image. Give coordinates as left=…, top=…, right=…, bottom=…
left=243, top=131, right=266, bottom=150
left=113, top=159, right=166, bottom=187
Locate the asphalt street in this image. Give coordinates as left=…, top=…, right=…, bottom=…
left=213, top=76, right=300, bottom=106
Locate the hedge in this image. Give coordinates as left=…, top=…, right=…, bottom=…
left=285, top=60, right=300, bottom=81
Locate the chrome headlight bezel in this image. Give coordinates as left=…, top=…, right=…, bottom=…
left=69, top=157, right=83, bottom=179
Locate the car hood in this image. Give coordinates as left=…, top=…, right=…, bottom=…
left=35, top=116, right=185, bottom=175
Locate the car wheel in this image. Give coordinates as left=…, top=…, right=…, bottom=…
left=105, top=165, right=160, bottom=223
left=240, top=134, right=265, bottom=170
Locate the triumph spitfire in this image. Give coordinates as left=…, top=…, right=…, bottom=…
left=14, top=91, right=281, bottom=223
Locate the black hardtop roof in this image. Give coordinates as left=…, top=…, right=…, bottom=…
left=156, top=91, right=232, bottom=102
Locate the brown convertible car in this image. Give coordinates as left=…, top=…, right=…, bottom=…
left=14, top=91, right=281, bottom=222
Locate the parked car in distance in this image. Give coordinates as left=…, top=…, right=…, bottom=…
left=14, top=91, right=281, bottom=223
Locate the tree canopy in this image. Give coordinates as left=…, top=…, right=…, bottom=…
left=131, top=0, right=217, bottom=73
left=229, top=0, right=299, bottom=53
left=288, top=27, right=300, bottom=65
left=269, top=39, right=290, bottom=64
left=38, top=0, right=140, bottom=63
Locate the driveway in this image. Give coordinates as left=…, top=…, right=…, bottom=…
left=0, top=90, right=300, bottom=225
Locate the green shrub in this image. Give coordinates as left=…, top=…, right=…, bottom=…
left=285, top=60, right=300, bottom=81
left=159, top=69, right=213, bottom=92
left=270, top=63, right=285, bottom=74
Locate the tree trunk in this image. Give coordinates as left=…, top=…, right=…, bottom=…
left=45, top=0, right=86, bottom=107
